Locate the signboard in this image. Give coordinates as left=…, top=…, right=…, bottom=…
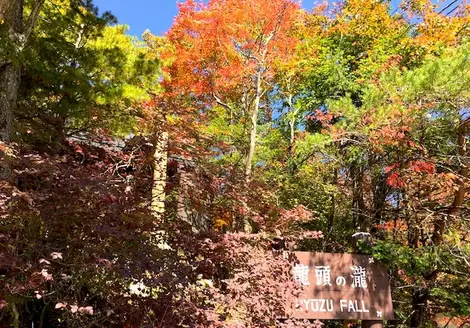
left=289, top=252, right=394, bottom=320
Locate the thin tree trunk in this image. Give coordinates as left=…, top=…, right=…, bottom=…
left=447, top=121, right=468, bottom=214
left=10, top=303, right=20, bottom=328
left=289, top=120, right=295, bottom=149
left=245, top=70, right=262, bottom=182
left=151, top=131, right=168, bottom=220
left=287, top=94, right=295, bottom=152
left=286, top=92, right=299, bottom=174
left=371, top=155, right=388, bottom=224
left=242, top=68, right=264, bottom=233
left=323, top=169, right=337, bottom=250
left=351, top=164, right=366, bottom=229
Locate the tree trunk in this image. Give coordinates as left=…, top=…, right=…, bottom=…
left=0, top=0, right=44, bottom=180
left=151, top=131, right=168, bottom=220
left=323, top=168, right=337, bottom=250
left=351, top=164, right=366, bottom=229
left=288, top=119, right=295, bottom=157
left=372, top=157, right=388, bottom=224
left=0, top=63, right=20, bottom=143
left=0, top=64, right=20, bottom=180
left=0, top=0, right=22, bottom=33
left=0, top=0, right=23, bottom=143
left=242, top=68, right=263, bottom=233
left=176, top=170, right=189, bottom=224
left=447, top=121, right=468, bottom=214
left=0, top=0, right=22, bottom=180
left=286, top=93, right=299, bottom=175
left=409, top=287, right=429, bottom=328
left=287, top=94, right=295, bottom=153
left=245, top=70, right=262, bottom=182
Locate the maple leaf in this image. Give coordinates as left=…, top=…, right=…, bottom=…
left=55, top=302, right=67, bottom=309
left=78, top=306, right=94, bottom=315
left=40, top=269, right=53, bottom=281
left=50, top=252, right=63, bottom=260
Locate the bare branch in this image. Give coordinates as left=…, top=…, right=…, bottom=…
left=213, top=93, right=234, bottom=112
left=24, top=0, right=46, bottom=42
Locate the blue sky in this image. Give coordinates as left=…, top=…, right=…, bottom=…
left=93, top=0, right=317, bottom=37
left=93, top=0, right=455, bottom=37
left=93, top=0, right=179, bottom=37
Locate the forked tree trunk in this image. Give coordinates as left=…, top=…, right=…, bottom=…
left=245, top=69, right=262, bottom=182
left=151, top=131, right=168, bottom=220
left=242, top=69, right=263, bottom=234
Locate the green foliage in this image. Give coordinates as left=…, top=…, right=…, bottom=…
left=17, top=1, right=161, bottom=147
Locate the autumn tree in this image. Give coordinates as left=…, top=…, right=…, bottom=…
left=166, top=0, right=301, bottom=181
left=363, top=42, right=470, bottom=327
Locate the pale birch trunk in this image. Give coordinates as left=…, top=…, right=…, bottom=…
left=286, top=93, right=296, bottom=154
left=151, top=131, right=168, bottom=220
left=245, top=70, right=262, bottom=182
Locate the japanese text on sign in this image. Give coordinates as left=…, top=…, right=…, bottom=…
left=287, top=252, right=394, bottom=321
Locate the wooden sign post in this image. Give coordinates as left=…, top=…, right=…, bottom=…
left=287, top=252, right=393, bottom=326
